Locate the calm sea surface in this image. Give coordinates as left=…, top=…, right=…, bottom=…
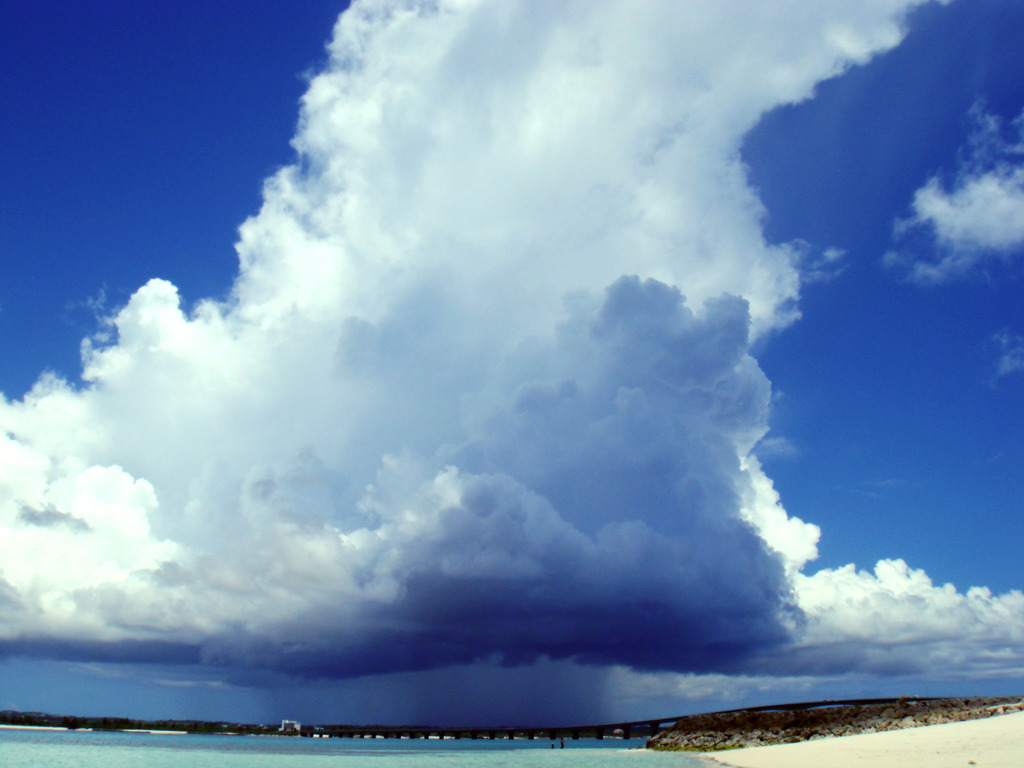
left=0, top=728, right=707, bottom=768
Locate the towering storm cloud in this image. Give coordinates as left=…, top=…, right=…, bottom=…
left=3, top=0, right=1024, bottom=722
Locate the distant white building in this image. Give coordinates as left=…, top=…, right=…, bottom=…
left=280, top=720, right=301, bottom=732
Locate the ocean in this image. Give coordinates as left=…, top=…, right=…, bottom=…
left=0, top=727, right=706, bottom=768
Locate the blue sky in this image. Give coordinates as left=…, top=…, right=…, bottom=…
left=751, top=0, right=1024, bottom=593
left=2, top=0, right=1024, bottom=727
left=749, top=0, right=1024, bottom=595
left=1, top=0, right=339, bottom=394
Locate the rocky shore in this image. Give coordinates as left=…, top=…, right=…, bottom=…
left=647, top=696, right=1023, bottom=750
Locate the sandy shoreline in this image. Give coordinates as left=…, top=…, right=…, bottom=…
left=701, top=709, right=1024, bottom=768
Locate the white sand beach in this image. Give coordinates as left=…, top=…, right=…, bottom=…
left=704, top=710, right=1024, bottom=768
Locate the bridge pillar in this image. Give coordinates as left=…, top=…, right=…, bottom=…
left=622, top=725, right=632, bottom=739
left=595, top=728, right=604, bottom=740
left=571, top=729, right=580, bottom=740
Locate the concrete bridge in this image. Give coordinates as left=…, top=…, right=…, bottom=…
left=308, top=697, right=928, bottom=741
left=315, top=717, right=669, bottom=741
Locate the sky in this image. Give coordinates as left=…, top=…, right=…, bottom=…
left=1, top=0, right=1024, bottom=728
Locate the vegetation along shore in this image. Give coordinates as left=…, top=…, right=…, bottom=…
left=646, top=696, right=1024, bottom=751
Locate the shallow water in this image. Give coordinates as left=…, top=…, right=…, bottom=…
left=0, top=728, right=706, bottom=768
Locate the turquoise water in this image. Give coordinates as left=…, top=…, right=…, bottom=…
left=0, top=728, right=706, bottom=768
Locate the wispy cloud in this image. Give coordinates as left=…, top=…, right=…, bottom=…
left=755, top=435, right=800, bottom=460
left=798, top=244, right=849, bottom=285
left=992, top=329, right=1024, bottom=381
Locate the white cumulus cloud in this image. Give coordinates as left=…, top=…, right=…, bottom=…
left=891, top=105, right=1024, bottom=282
left=790, top=560, right=1024, bottom=678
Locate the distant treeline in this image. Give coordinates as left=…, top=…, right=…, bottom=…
left=0, top=710, right=281, bottom=735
